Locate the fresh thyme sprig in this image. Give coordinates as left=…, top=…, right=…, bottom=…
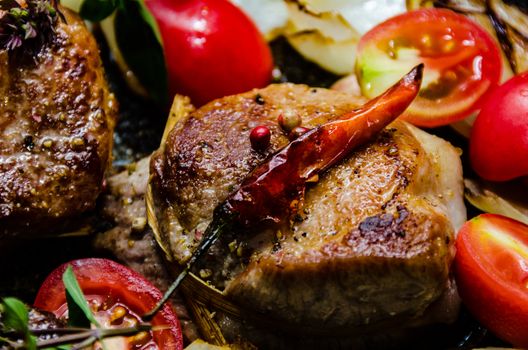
left=0, top=0, right=61, bottom=57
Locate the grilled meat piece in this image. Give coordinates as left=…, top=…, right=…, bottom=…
left=150, top=84, right=465, bottom=339
left=0, top=8, right=117, bottom=236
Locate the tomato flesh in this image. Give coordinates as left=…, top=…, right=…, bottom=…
left=34, top=258, right=183, bottom=350
left=356, top=8, right=501, bottom=127
left=455, top=214, right=528, bottom=347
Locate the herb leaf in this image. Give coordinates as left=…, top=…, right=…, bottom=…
left=0, top=0, right=61, bottom=57
left=62, top=266, right=99, bottom=328
left=1, top=297, right=29, bottom=333
left=135, top=0, right=162, bottom=44
left=1, top=297, right=37, bottom=350
left=79, top=0, right=117, bottom=22
left=115, top=0, right=168, bottom=105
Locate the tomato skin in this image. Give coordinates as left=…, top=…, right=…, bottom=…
left=469, top=73, right=528, bottom=181
left=145, top=0, right=273, bottom=106
left=34, top=258, right=183, bottom=350
left=356, top=8, right=501, bottom=128
left=455, top=214, right=528, bottom=348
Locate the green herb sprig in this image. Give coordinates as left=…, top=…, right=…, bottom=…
left=0, top=0, right=61, bottom=57
left=77, top=0, right=168, bottom=105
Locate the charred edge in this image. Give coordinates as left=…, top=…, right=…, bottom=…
left=355, top=205, right=410, bottom=241
left=504, top=0, right=528, bottom=14
left=404, top=64, right=424, bottom=86
left=488, top=10, right=517, bottom=73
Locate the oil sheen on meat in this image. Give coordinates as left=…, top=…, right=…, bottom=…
left=0, top=8, right=117, bottom=236
left=150, top=84, right=466, bottom=336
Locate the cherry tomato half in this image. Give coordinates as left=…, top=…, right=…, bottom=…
left=34, top=258, right=183, bottom=350
left=455, top=214, right=528, bottom=348
left=145, top=0, right=274, bottom=106
left=356, top=8, right=501, bottom=127
left=469, top=72, right=528, bottom=182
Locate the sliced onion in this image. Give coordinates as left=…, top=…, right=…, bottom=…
left=285, top=2, right=358, bottom=41
left=231, top=0, right=289, bottom=41
left=506, top=24, right=528, bottom=73
left=298, top=0, right=406, bottom=35
left=406, top=0, right=434, bottom=10
left=426, top=0, right=486, bottom=13
left=490, top=0, right=528, bottom=40
left=287, top=31, right=358, bottom=75
left=465, top=178, right=528, bottom=225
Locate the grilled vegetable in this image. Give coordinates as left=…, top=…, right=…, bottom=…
left=465, top=178, right=528, bottom=225
left=284, top=0, right=406, bottom=75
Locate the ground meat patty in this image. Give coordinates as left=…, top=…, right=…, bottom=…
left=0, top=7, right=117, bottom=237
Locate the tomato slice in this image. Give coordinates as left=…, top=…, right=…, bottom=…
left=455, top=214, right=528, bottom=348
left=34, top=258, right=183, bottom=350
left=356, top=8, right=501, bottom=127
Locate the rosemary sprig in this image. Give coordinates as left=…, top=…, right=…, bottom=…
left=0, top=0, right=61, bottom=57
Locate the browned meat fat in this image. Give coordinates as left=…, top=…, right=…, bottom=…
left=0, top=8, right=117, bottom=236
left=150, top=84, right=466, bottom=340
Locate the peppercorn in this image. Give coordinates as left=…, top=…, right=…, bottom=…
left=250, top=125, right=271, bottom=150
left=278, top=111, right=301, bottom=132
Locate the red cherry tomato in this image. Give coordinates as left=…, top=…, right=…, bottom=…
left=455, top=214, right=528, bottom=348
left=469, top=73, right=528, bottom=181
left=34, top=258, right=183, bottom=350
left=356, top=8, right=501, bottom=127
left=145, top=0, right=273, bottom=106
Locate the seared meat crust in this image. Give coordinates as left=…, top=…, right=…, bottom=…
left=0, top=8, right=117, bottom=236
left=150, top=84, right=465, bottom=334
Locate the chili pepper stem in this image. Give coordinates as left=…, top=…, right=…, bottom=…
left=143, top=215, right=232, bottom=321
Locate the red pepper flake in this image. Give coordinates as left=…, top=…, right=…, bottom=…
left=250, top=125, right=271, bottom=150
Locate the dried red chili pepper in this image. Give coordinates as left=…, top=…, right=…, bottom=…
left=145, top=64, right=424, bottom=318
left=223, top=64, right=423, bottom=226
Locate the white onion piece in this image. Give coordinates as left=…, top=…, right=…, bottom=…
left=231, top=0, right=289, bottom=41
left=285, top=2, right=358, bottom=41
left=298, top=0, right=406, bottom=34
left=287, top=31, right=359, bottom=75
